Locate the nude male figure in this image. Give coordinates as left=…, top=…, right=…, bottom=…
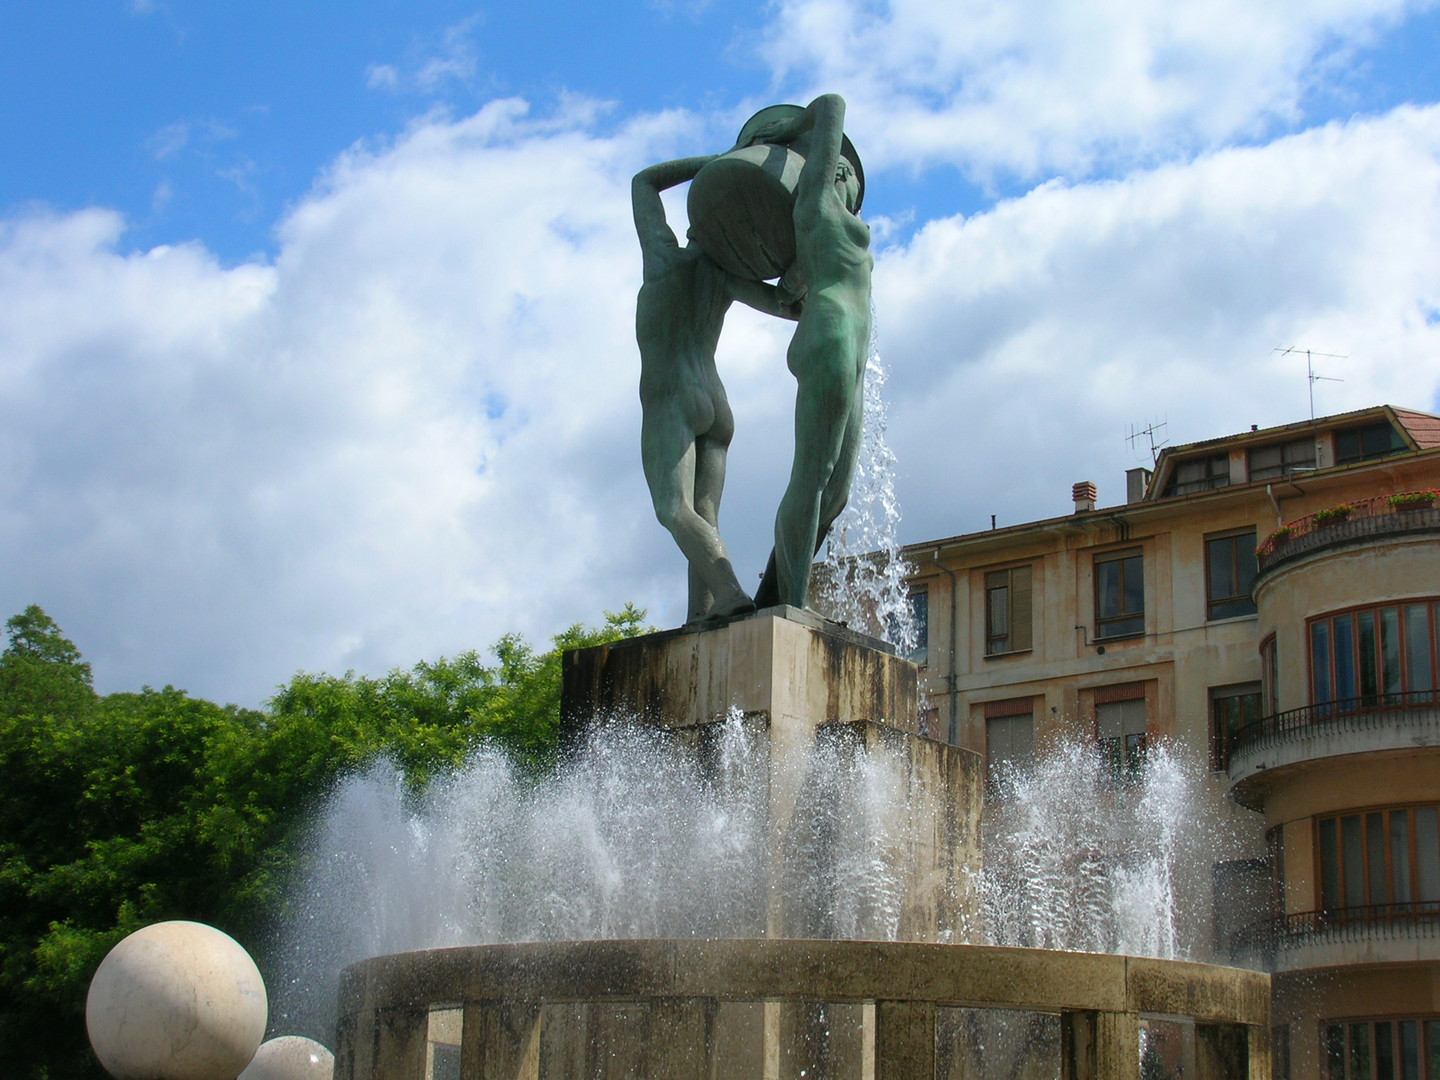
left=633, top=156, right=801, bottom=623
left=746, top=94, right=872, bottom=610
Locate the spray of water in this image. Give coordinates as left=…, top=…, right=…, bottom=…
left=980, top=736, right=1222, bottom=961
left=268, top=712, right=926, bottom=1038
left=816, top=340, right=917, bottom=653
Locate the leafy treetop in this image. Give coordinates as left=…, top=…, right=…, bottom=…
left=0, top=602, right=649, bottom=1080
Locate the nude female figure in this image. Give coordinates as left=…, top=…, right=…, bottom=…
left=633, top=156, right=801, bottom=623
left=747, top=94, right=872, bottom=610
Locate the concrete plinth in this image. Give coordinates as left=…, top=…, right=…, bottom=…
left=561, top=606, right=918, bottom=740
left=561, top=607, right=982, bottom=943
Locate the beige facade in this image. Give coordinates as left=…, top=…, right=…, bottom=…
left=896, top=404, right=1440, bottom=1080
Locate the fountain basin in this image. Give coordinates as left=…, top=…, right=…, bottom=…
left=334, top=938, right=1269, bottom=1079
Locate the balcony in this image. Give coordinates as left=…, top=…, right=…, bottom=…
left=1232, top=903, right=1440, bottom=973
left=1256, top=497, right=1440, bottom=575
left=1227, top=691, right=1440, bottom=787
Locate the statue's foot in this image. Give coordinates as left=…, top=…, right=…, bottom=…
left=702, top=594, right=757, bottom=624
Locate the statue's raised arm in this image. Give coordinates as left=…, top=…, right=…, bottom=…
left=754, top=94, right=872, bottom=610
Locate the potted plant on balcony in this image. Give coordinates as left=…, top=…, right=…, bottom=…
left=1257, top=524, right=1293, bottom=558
left=1388, top=489, right=1439, bottom=511
left=1312, top=503, right=1355, bottom=525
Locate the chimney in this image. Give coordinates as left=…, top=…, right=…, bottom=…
left=1125, top=467, right=1152, bottom=504
left=1072, top=480, right=1098, bottom=513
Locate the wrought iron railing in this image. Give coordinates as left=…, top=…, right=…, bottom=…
left=1232, top=902, right=1440, bottom=962
left=1256, top=496, right=1440, bottom=571
left=1228, top=690, right=1440, bottom=763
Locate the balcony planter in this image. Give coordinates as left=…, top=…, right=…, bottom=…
left=1256, top=524, right=1293, bottom=559
left=1312, top=503, right=1355, bottom=525
left=1388, top=489, right=1439, bottom=511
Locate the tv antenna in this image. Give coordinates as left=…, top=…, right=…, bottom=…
left=1275, top=346, right=1346, bottom=419
left=1126, top=419, right=1168, bottom=464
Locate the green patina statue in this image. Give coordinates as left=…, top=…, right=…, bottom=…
left=634, top=93, right=871, bottom=620
left=632, top=156, right=801, bottom=624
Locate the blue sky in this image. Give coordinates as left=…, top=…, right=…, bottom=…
left=10, top=2, right=1437, bottom=262
left=3, top=1, right=1440, bottom=703
left=4, top=2, right=776, bottom=260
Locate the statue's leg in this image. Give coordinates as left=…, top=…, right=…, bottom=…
left=754, top=549, right=779, bottom=609
left=692, top=430, right=755, bottom=620
left=814, top=359, right=866, bottom=544
left=773, top=341, right=854, bottom=609
left=643, top=407, right=752, bottom=622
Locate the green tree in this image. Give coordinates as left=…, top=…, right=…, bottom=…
left=0, top=603, right=649, bottom=1080
left=265, top=602, right=650, bottom=783
left=0, top=606, right=96, bottom=723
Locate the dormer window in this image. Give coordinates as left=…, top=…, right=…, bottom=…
left=1162, top=453, right=1230, bottom=496
left=1335, top=422, right=1406, bottom=465
left=1249, top=438, right=1316, bottom=481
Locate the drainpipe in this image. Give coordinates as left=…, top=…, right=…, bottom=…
left=931, top=547, right=961, bottom=745
left=1265, top=484, right=1283, bottom=528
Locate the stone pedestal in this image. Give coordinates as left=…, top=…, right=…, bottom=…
left=561, top=607, right=982, bottom=943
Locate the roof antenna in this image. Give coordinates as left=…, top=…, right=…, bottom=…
left=1275, top=346, right=1346, bottom=420
left=1127, top=419, right=1168, bottom=465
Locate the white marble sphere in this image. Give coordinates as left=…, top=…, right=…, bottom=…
left=238, top=1037, right=334, bottom=1080
left=86, top=920, right=268, bottom=1080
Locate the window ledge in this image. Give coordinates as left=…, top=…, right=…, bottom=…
left=1205, top=613, right=1259, bottom=626
left=983, top=648, right=1033, bottom=660
left=1094, top=631, right=1145, bottom=644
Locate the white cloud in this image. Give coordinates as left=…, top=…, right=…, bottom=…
left=5, top=85, right=1440, bottom=706
left=365, top=64, right=401, bottom=92
left=760, top=0, right=1434, bottom=178
left=365, top=15, right=485, bottom=97
left=145, top=118, right=239, bottom=162
left=873, top=105, right=1440, bottom=540
left=0, top=102, right=723, bottom=703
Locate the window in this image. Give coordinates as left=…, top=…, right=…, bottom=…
left=1273, top=1025, right=1291, bottom=1080
left=1097, top=696, right=1147, bottom=778
left=1335, top=422, right=1407, bottom=465
left=1325, top=1019, right=1440, bottom=1080
left=1206, top=529, right=1258, bottom=620
left=985, top=565, right=1032, bottom=655
left=1249, top=438, right=1317, bottom=481
left=1210, top=683, right=1261, bottom=769
left=1163, top=453, right=1231, bottom=496
left=1317, top=805, right=1440, bottom=910
left=1094, top=550, right=1144, bottom=639
left=1310, top=600, right=1440, bottom=707
left=888, top=589, right=928, bottom=665
left=985, top=703, right=1035, bottom=792
left=1268, top=825, right=1287, bottom=915
left=907, top=590, right=928, bottom=665
left=1260, top=634, right=1279, bottom=716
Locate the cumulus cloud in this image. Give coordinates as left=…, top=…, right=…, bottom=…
left=760, top=0, right=1433, bottom=178
left=0, top=101, right=754, bottom=703
left=5, top=77, right=1440, bottom=706
left=874, top=105, right=1440, bottom=539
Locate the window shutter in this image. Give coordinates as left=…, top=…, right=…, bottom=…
left=1011, top=565, right=1033, bottom=652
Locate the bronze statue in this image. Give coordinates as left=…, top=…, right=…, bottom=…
left=634, top=94, right=870, bottom=618
left=632, top=156, right=800, bottom=624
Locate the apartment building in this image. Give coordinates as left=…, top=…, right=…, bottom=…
left=896, top=404, right=1440, bottom=1080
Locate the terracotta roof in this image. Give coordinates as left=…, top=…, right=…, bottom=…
left=1393, top=407, right=1440, bottom=450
